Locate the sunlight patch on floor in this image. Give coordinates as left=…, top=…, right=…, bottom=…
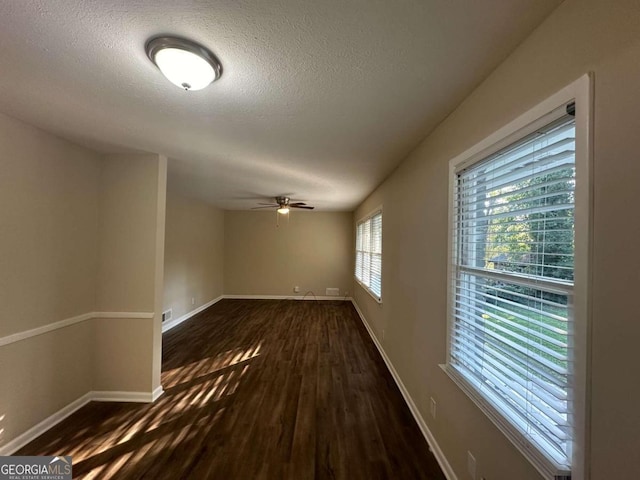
left=77, top=408, right=223, bottom=479
left=162, top=342, right=262, bottom=390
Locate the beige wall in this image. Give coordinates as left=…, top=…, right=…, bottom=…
left=0, top=321, right=94, bottom=449
left=0, top=117, right=167, bottom=449
left=0, top=113, right=102, bottom=337
left=0, top=112, right=100, bottom=449
left=95, top=153, right=167, bottom=393
left=353, top=1, right=640, bottom=479
left=225, top=211, right=353, bottom=297
left=163, top=190, right=224, bottom=321
left=97, top=154, right=164, bottom=312
left=93, top=316, right=155, bottom=392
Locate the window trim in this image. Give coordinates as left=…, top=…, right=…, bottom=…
left=355, top=206, right=383, bottom=303
left=441, top=74, right=592, bottom=480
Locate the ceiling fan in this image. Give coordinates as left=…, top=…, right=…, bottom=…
left=252, top=196, right=315, bottom=214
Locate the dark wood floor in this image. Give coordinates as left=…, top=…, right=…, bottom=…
left=18, top=299, right=445, bottom=479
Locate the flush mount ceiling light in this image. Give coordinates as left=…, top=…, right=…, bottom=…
left=145, top=36, right=222, bottom=91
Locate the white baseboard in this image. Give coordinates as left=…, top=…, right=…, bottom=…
left=91, top=390, right=160, bottom=403
left=0, top=392, right=92, bottom=456
left=223, top=294, right=350, bottom=301
left=162, top=295, right=224, bottom=333
left=350, top=299, right=458, bottom=480
left=0, top=389, right=163, bottom=455
left=151, top=386, right=164, bottom=402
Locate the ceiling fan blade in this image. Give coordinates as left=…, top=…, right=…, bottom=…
left=257, top=202, right=279, bottom=206
left=289, top=202, right=307, bottom=206
left=291, top=205, right=315, bottom=209
left=251, top=206, right=277, bottom=209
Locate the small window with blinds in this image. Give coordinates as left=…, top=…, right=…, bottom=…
left=355, top=210, right=382, bottom=301
left=449, top=111, right=578, bottom=475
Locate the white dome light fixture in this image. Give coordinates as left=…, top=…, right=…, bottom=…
left=146, top=36, right=222, bottom=91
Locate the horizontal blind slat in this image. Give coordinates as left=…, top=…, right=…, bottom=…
left=455, top=362, right=571, bottom=465
left=458, top=136, right=574, bottom=184
left=458, top=185, right=575, bottom=218
left=452, top=357, right=571, bottom=451
left=460, top=202, right=573, bottom=223
left=455, top=288, right=569, bottom=335
left=456, top=122, right=575, bottom=174
left=451, top=319, right=570, bottom=388
left=452, top=311, right=570, bottom=375
left=460, top=152, right=574, bottom=194
left=451, top=328, right=569, bottom=403
left=457, top=176, right=575, bottom=209
left=452, top=343, right=570, bottom=428
left=454, top=291, right=569, bottom=343
left=455, top=215, right=574, bottom=232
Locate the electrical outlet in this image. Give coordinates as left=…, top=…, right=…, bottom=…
left=467, top=451, right=476, bottom=479
left=191, top=297, right=195, bottom=306
left=294, top=286, right=300, bottom=293
left=430, top=397, right=437, bottom=419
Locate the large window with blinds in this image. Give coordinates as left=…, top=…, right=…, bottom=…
left=355, top=210, right=382, bottom=301
left=445, top=78, right=591, bottom=480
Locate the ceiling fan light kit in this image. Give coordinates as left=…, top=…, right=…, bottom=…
left=145, top=36, right=222, bottom=91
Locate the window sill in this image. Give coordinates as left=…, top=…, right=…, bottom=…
left=439, top=363, right=569, bottom=480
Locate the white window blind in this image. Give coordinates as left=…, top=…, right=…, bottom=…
left=355, top=211, right=382, bottom=301
left=450, top=114, right=576, bottom=474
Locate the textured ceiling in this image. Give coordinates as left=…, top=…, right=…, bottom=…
left=0, top=0, right=562, bottom=211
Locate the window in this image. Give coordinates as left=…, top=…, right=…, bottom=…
left=444, top=77, right=591, bottom=479
left=355, top=210, right=382, bottom=301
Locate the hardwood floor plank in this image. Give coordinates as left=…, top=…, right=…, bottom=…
left=16, top=299, right=445, bottom=479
